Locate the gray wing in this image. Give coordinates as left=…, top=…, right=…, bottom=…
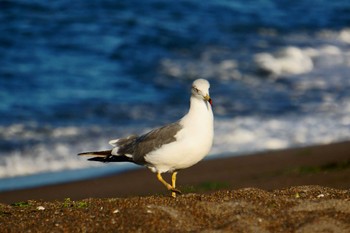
left=115, top=122, right=183, bottom=164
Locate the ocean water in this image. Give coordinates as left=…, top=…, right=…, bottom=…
left=1, top=0, right=350, bottom=191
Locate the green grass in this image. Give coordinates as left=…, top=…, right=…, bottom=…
left=288, top=160, right=350, bottom=175
left=62, top=198, right=88, bottom=208
left=295, top=148, right=313, bottom=157
left=182, top=181, right=229, bottom=193
left=11, top=202, right=31, bottom=207
left=75, top=201, right=88, bottom=208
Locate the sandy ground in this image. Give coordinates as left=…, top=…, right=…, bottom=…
left=0, top=141, right=349, bottom=232
left=0, top=186, right=349, bottom=232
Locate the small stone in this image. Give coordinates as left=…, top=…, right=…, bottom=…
left=37, top=206, right=45, bottom=211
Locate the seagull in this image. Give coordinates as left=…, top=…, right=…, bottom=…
left=78, top=79, right=214, bottom=197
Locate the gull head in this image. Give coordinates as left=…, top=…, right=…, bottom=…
left=191, top=79, right=212, bottom=105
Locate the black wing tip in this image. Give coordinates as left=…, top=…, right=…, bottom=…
left=77, top=150, right=112, bottom=156
left=78, top=150, right=134, bottom=163
left=88, top=157, right=110, bottom=163
left=90, top=155, right=134, bottom=163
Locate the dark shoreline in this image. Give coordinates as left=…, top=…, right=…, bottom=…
left=1, top=141, right=349, bottom=204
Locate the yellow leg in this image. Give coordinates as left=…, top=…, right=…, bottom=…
left=156, top=172, right=181, bottom=197
left=171, top=172, right=178, bottom=198
left=171, top=172, right=177, bottom=188
left=157, top=172, right=173, bottom=190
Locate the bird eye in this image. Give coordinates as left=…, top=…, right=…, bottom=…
left=193, top=86, right=199, bottom=93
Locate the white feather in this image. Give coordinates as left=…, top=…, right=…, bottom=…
left=144, top=79, right=214, bottom=173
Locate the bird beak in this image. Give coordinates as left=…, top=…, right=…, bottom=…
left=204, top=94, right=212, bottom=105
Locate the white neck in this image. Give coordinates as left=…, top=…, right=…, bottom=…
left=189, top=96, right=212, bottom=114
left=181, top=96, right=213, bottom=127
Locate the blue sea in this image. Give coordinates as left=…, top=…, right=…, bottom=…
left=1, top=0, right=350, bottom=191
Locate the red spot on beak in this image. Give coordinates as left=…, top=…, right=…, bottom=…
left=209, top=98, right=212, bottom=106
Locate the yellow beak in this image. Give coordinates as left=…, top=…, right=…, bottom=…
left=204, top=94, right=212, bottom=105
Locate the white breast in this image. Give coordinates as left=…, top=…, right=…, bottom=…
left=145, top=97, right=214, bottom=173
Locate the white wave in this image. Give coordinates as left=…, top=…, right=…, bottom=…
left=0, top=125, right=148, bottom=179
left=0, top=143, right=98, bottom=178
left=254, top=46, right=314, bottom=76
left=254, top=28, right=350, bottom=78
left=0, top=125, right=108, bottom=178
left=159, top=28, right=350, bottom=84
left=2, top=28, right=350, bottom=182
left=2, top=98, right=350, bottom=179
left=318, top=28, right=350, bottom=45
left=0, top=124, right=82, bottom=141
left=159, top=53, right=242, bottom=81
left=211, top=104, right=350, bottom=157
left=339, top=28, right=350, bottom=44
